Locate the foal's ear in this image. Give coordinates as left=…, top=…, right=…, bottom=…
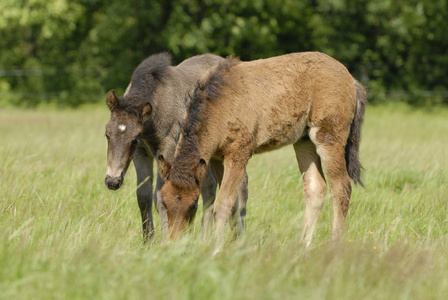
left=194, top=159, right=207, bottom=185
left=140, top=102, right=152, bottom=122
left=158, top=155, right=172, bottom=180
left=106, top=90, right=119, bottom=111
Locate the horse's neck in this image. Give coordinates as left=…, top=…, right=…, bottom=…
left=173, top=130, right=214, bottom=169
left=196, top=129, right=217, bottom=164
left=170, top=67, right=199, bottom=96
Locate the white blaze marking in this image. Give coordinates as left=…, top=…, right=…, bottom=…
left=118, top=124, right=126, bottom=132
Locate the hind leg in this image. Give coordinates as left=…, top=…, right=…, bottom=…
left=133, top=146, right=154, bottom=242
left=293, top=140, right=327, bottom=247
left=309, top=127, right=352, bottom=241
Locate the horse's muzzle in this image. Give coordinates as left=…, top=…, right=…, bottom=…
left=105, top=172, right=124, bottom=190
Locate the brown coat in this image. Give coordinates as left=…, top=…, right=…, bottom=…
left=159, top=52, right=367, bottom=249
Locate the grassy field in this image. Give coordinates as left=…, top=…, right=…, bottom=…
left=1, top=104, right=447, bottom=299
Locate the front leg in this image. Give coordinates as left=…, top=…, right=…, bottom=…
left=154, top=172, right=169, bottom=240
left=200, top=165, right=218, bottom=239
left=231, top=172, right=249, bottom=236
left=210, top=159, right=249, bottom=239
left=133, top=146, right=154, bottom=242
left=213, top=157, right=249, bottom=253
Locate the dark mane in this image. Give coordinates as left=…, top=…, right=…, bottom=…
left=168, top=57, right=241, bottom=188
left=169, top=135, right=202, bottom=189
left=185, top=57, right=241, bottom=137
left=133, top=52, right=172, bottom=83
left=123, top=52, right=173, bottom=105
left=197, top=57, right=241, bottom=101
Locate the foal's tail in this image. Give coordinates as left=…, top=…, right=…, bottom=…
left=345, top=79, right=367, bottom=187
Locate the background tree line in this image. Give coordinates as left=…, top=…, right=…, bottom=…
left=0, top=0, right=447, bottom=107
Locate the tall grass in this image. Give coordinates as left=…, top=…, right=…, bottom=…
left=1, top=104, right=447, bottom=299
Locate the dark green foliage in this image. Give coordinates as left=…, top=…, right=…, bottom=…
left=0, top=0, right=447, bottom=107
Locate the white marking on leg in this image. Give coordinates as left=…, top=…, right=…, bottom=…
left=118, top=125, right=126, bottom=132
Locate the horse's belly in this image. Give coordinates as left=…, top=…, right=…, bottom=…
left=254, top=123, right=306, bottom=154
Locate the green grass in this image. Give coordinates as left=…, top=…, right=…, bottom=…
left=1, top=104, right=447, bottom=299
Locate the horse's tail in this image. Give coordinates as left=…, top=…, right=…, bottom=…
left=345, top=79, right=367, bottom=187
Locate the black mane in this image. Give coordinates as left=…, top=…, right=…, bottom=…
left=182, top=57, right=240, bottom=137
left=133, top=52, right=172, bottom=84
left=122, top=52, right=173, bottom=107
left=197, top=57, right=240, bottom=101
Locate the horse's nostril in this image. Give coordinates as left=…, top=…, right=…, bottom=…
left=105, top=175, right=122, bottom=190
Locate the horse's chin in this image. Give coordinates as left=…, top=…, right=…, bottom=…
left=106, top=183, right=122, bottom=191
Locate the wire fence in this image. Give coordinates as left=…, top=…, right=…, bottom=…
left=1, top=68, right=448, bottom=104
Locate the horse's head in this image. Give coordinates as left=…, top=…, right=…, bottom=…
left=104, top=90, right=151, bottom=190
left=158, top=155, right=207, bottom=239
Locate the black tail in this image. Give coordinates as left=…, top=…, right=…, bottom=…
left=345, top=80, right=367, bottom=187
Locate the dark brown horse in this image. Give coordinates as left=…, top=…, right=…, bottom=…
left=158, top=52, right=367, bottom=250
left=104, top=53, right=248, bottom=241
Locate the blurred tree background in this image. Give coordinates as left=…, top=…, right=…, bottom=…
left=0, top=0, right=446, bottom=107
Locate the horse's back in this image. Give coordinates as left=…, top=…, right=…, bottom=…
left=201, top=52, right=358, bottom=154
left=226, top=52, right=357, bottom=121
left=242, top=52, right=354, bottom=94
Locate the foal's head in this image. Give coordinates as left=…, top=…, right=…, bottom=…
left=158, top=155, right=208, bottom=239
left=104, top=90, right=151, bottom=190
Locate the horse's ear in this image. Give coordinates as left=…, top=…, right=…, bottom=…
left=140, top=102, right=152, bottom=122
left=158, top=155, right=172, bottom=180
left=194, top=159, right=207, bottom=185
left=106, top=90, right=119, bottom=111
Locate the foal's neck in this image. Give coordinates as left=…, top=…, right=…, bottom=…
left=170, top=128, right=215, bottom=184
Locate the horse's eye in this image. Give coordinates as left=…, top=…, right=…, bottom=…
left=189, top=203, right=198, bottom=211
left=131, top=138, right=138, bottom=146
